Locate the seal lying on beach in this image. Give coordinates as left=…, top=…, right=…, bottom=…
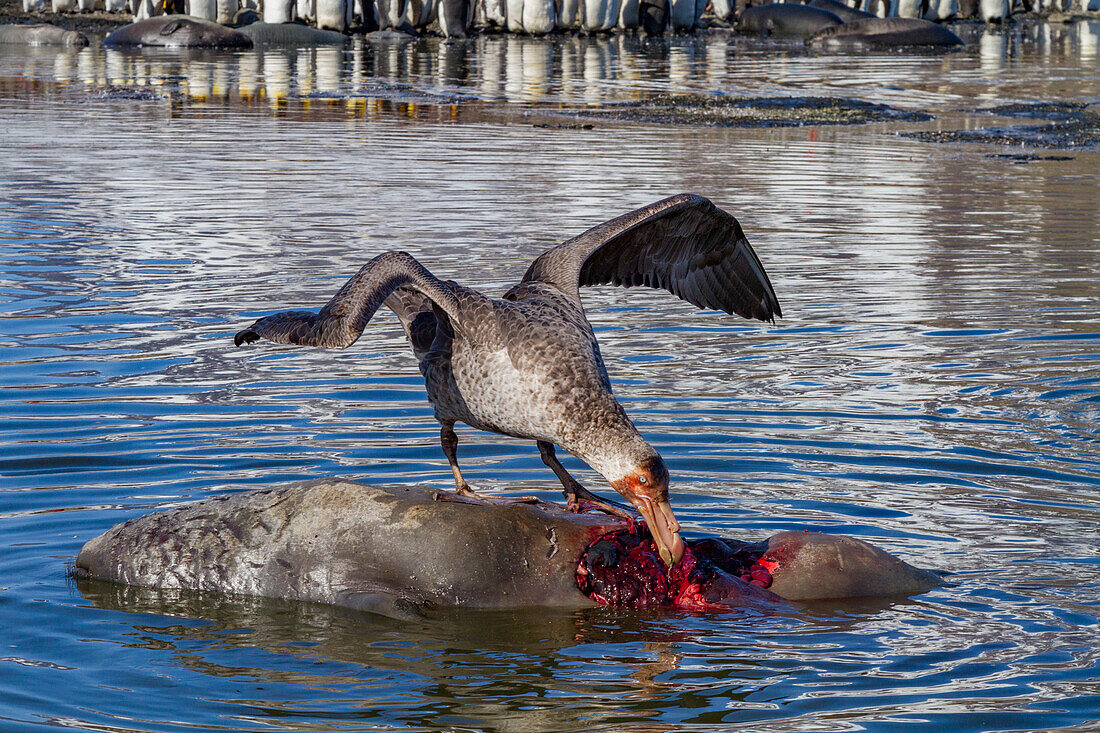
left=103, top=15, right=254, bottom=48
left=238, top=21, right=349, bottom=45
left=807, top=17, right=965, bottom=48
left=73, top=481, right=941, bottom=620
left=737, top=3, right=843, bottom=37
left=0, top=23, right=89, bottom=47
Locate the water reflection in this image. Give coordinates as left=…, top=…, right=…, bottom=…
left=5, top=21, right=1100, bottom=115
left=69, top=577, right=977, bottom=730
left=67, top=571, right=1100, bottom=730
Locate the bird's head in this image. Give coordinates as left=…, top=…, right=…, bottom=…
left=610, top=455, right=684, bottom=567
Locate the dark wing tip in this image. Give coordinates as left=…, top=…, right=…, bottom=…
left=234, top=329, right=259, bottom=347
left=757, top=292, right=782, bottom=323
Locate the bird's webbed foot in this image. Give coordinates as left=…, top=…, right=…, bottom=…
left=565, top=483, right=635, bottom=520
left=436, top=484, right=540, bottom=505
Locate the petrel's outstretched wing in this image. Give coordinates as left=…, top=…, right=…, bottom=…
left=522, top=194, right=781, bottom=322
left=234, top=251, right=461, bottom=349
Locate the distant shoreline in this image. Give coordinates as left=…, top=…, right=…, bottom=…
left=4, top=0, right=1099, bottom=44
left=0, top=0, right=127, bottom=33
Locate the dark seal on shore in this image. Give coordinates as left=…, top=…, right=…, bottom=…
left=737, top=3, right=843, bottom=37
left=808, top=17, right=964, bottom=48
left=239, top=21, right=349, bottom=45
left=104, top=15, right=253, bottom=48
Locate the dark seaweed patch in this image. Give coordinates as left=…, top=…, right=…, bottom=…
left=986, top=153, right=1075, bottom=163
left=559, top=93, right=933, bottom=128
left=907, top=102, right=1100, bottom=150
left=90, top=86, right=167, bottom=101
left=906, top=121, right=1100, bottom=150
left=981, top=101, right=1093, bottom=122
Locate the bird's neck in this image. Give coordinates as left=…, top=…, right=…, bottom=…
left=566, top=419, right=657, bottom=486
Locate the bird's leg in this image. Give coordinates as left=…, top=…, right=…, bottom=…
left=537, top=441, right=634, bottom=519
left=439, top=425, right=538, bottom=504
left=441, top=423, right=477, bottom=497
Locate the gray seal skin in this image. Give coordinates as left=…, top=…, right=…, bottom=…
left=762, top=531, right=942, bottom=600
left=74, top=480, right=627, bottom=620
left=0, top=23, right=89, bottom=47
left=737, top=3, right=843, bottom=37
left=103, top=15, right=254, bottom=48
left=808, top=17, right=965, bottom=48
left=804, top=0, right=876, bottom=23
left=73, top=480, right=941, bottom=619
left=239, top=22, right=349, bottom=45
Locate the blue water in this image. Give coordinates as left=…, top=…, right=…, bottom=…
left=2, top=22, right=1099, bottom=732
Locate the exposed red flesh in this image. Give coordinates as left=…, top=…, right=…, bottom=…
left=575, top=524, right=774, bottom=610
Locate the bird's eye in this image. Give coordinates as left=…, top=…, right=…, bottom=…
left=638, top=475, right=648, bottom=485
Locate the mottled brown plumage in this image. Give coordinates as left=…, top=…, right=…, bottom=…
left=234, top=194, right=781, bottom=565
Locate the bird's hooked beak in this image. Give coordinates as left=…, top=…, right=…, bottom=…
left=635, top=493, right=685, bottom=567
left=616, top=479, right=685, bottom=567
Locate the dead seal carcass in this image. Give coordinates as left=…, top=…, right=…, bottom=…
left=103, top=15, right=254, bottom=48
left=74, top=480, right=941, bottom=619
left=74, top=481, right=626, bottom=619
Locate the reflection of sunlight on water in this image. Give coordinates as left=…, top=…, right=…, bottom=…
left=213, top=60, right=233, bottom=98
left=187, top=60, right=215, bottom=101
left=265, top=50, right=291, bottom=102
left=316, top=46, right=341, bottom=94
left=296, top=48, right=314, bottom=97
left=104, top=47, right=125, bottom=85
left=978, top=28, right=1006, bottom=81
left=668, top=38, right=692, bottom=86
left=7, top=23, right=1098, bottom=115
left=1078, top=20, right=1100, bottom=60
left=584, top=39, right=610, bottom=104
left=504, top=36, right=523, bottom=99
left=522, top=38, right=552, bottom=102
left=239, top=50, right=260, bottom=98
left=52, top=50, right=76, bottom=83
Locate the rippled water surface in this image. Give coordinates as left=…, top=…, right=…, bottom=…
left=2, top=22, right=1099, bottom=732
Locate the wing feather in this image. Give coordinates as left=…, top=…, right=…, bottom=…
left=524, top=194, right=781, bottom=322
